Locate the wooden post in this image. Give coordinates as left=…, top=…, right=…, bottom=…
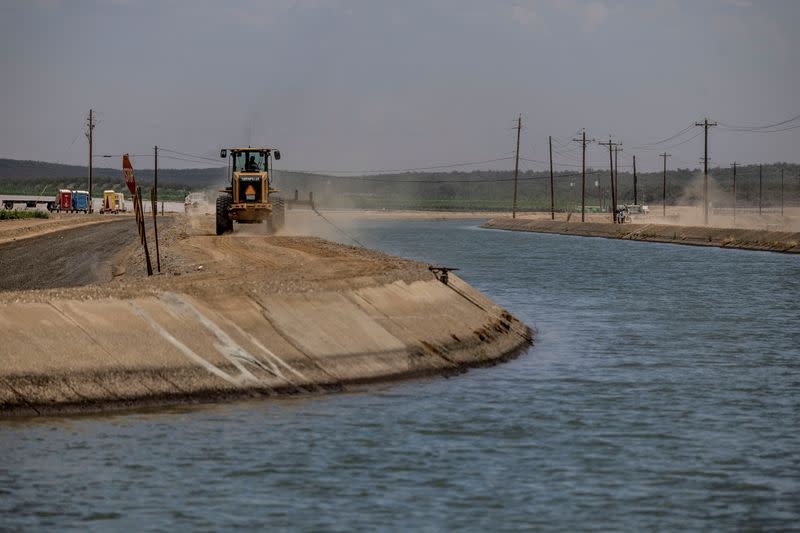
left=137, top=186, right=153, bottom=276
left=695, top=118, right=717, bottom=225
left=87, top=109, right=94, bottom=213
left=154, top=146, right=158, bottom=215
left=151, top=188, right=161, bottom=273
left=581, top=130, right=586, bottom=221
left=549, top=135, right=554, bottom=220
left=573, top=130, right=592, bottom=222
left=598, top=140, right=619, bottom=223
left=731, top=162, right=737, bottom=225
left=608, top=148, right=617, bottom=224
left=613, top=146, right=620, bottom=202
left=512, top=114, right=521, bottom=218
left=660, top=152, right=670, bottom=218
left=152, top=146, right=160, bottom=272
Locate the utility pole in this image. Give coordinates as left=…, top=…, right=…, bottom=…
left=598, top=139, right=620, bottom=223
left=152, top=146, right=161, bottom=272
left=87, top=109, right=95, bottom=213
left=731, top=162, right=737, bottom=225
left=759, top=164, right=763, bottom=215
left=780, top=167, right=784, bottom=216
left=512, top=114, right=521, bottom=218
left=572, top=130, right=593, bottom=222
left=695, top=118, right=717, bottom=225
left=632, top=155, right=638, bottom=205
left=660, top=152, right=670, bottom=218
left=154, top=145, right=158, bottom=204
left=612, top=145, right=623, bottom=206
left=548, top=135, right=555, bottom=220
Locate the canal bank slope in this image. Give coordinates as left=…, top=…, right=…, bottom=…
left=483, top=217, right=800, bottom=254
left=0, top=214, right=532, bottom=416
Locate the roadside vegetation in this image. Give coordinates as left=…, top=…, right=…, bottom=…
left=0, top=210, right=49, bottom=220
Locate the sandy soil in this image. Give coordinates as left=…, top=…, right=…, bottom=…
left=0, top=212, right=430, bottom=304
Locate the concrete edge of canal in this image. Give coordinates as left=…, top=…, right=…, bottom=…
left=482, top=217, right=800, bottom=253
left=0, top=275, right=533, bottom=417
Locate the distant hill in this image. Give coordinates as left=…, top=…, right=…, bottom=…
left=0, top=158, right=226, bottom=186
left=1, top=158, right=796, bottom=210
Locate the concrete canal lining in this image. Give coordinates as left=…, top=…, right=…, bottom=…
left=0, top=217, right=532, bottom=416
left=483, top=217, right=800, bottom=253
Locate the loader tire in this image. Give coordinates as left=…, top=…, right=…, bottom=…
left=265, top=198, right=285, bottom=235
left=272, top=198, right=286, bottom=233
left=216, top=194, right=233, bottom=235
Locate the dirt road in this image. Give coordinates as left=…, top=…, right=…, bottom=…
left=0, top=218, right=139, bottom=291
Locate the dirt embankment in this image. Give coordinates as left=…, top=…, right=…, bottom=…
left=0, top=213, right=532, bottom=416
left=482, top=217, right=800, bottom=253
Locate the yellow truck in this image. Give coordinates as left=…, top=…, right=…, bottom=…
left=100, top=190, right=127, bottom=214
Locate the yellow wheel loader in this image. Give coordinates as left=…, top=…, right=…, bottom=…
left=216, top=147, right=284, bottom=235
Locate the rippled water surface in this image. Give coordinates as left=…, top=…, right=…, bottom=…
left=2, top=219, right=799, bottom=531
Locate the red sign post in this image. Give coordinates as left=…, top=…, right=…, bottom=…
left=121, top=154, right=152, bottom=276
left=122, top=154, right=137, bottom=195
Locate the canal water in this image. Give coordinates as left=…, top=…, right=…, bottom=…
left=1, top=218, right=798, bottom=531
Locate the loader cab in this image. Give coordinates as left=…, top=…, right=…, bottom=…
left=222, top=148, right=279, bottom=205
left=233, top=150, right=267, bottom=173
left=221, top=148, right=280, bottom=173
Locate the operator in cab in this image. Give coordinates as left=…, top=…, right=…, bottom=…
left=245, top=155, right=259, bottom=171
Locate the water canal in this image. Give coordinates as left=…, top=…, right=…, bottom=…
left=1, top=218, right=798, bottom=530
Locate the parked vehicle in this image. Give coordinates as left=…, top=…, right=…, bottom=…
left=115, top=193, right=127, bottom=212
left=71, top=190, right=90, bottom=213
left=2, top=197, right=56, bottom=211
left=100, top=190, right=126, bottom=213
left=54, top=189, right=72, bottom=212
left=184, top=192, right=205, bottom=213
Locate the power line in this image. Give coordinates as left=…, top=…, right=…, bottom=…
left=719, top=123, right=800, bottom=134
left=292, top=156, right=517, bottom=175
left=95, top=153, right=149, bottom=158
left=636, top=129, right=704, bottom=151
left=630, top=123, right=695, bottom=149
left=718, top=112, right=800, bottom=132
left=158, top=155, right=224, bottom=166
left=158, top=147, right=222, bottom=164
left=275, top=168, right=605, bottom=184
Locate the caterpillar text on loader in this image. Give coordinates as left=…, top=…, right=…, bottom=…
left=216, top=147, right=284, bottom=235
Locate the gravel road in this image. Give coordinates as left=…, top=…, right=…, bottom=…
left=0, top=219, right=138, bottom=291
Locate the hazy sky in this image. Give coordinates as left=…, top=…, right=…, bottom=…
left=1, top=0, right=798, bottom=173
